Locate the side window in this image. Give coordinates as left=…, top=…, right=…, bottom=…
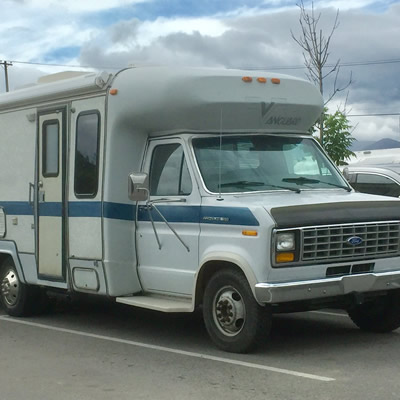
left=149, top=144, right=192, bottom=196
left=353, top=173, right=400, bottom=197
left=42, top=120, right=59, bottom=177
left=74, top=111, right=100, bottom=198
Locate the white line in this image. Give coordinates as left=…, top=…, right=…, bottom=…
left=310, top=310, right=349, bottom=318
left=0, top=315, right=334, bottom=382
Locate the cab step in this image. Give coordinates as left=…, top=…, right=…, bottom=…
left=115, top=294, right=193, bottom=313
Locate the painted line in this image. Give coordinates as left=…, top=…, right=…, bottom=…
left=310, top=310, right=349, bottom=318
left=0, top=316, right=334, bottom=382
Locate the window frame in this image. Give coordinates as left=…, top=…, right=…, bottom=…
left=74, top=110, right=101, bottom=199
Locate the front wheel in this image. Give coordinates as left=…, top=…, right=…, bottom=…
left=0, top=257, right=35, bottom=316
left=347, top=290, right=400, bottom=333
left=203, top=268, right=271, bottom=353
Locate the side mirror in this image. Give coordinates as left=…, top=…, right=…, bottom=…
left=128, top=172, right=149, bottom=201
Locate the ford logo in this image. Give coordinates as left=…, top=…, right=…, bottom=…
left=347, top=236, right=363, bottom=246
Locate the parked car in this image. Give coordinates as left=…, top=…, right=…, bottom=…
left=343, top=164, right=400, bottom=198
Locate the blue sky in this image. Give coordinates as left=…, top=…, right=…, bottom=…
left=1, top=0, right=400, bottom=142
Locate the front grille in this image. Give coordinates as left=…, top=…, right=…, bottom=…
left=302, top=221, right=400, bottom=262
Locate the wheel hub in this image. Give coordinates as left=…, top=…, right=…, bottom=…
left=214, top=287, right=245, bottom=336
left=1, top=269, right=20, bottom=306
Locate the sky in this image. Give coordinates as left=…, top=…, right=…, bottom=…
left=1, top=0, right=400, bottom=145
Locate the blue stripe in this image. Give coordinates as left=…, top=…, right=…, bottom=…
left=104, top=202, right=135, bottom=221
left=0, top=201, right=33, bottom=215
left=39, top=202, right=63, bottom=217
left=138, top=205, right=200, bottom=223
left=0, top=201, right=259, bottom=226
left=69, top=202, right=102, bottom=217
left=201, top=206, right=259, bottom=226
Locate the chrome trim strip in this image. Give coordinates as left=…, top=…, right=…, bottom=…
left=255, top=271, right=400, bottom=303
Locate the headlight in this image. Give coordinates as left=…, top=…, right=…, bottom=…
left=276, top=232, right=295, bottom=251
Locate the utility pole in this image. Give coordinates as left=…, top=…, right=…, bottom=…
left=0, top=60, right=12, bottom=92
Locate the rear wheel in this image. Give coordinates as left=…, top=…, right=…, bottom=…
left=203, top=268, right=271, bottom=353
left=0, top=257, right=35, bottom=316
left=347, top=290, right=400, bottom=333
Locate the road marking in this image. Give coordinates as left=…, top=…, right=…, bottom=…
left=310, top=310, right=349, bottom=318
left=0, top=315, right=334, bottom=382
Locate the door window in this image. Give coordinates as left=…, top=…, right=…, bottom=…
left=42, top=120, right=59, bottom=177
left=149, top=144, right=192, bottom=196
left=353, top=173, right=400, bottom=197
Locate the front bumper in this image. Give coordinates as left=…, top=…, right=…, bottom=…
left=255, top=271, right=400, bottom=303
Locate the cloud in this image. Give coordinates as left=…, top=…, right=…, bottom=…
left=1, top=0, right=399, bottom=142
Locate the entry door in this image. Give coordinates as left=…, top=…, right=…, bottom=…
left=136, top=139, right=200, bottom=295
left=37, top=110, right=65, bottom=279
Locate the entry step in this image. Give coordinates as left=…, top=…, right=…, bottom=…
left=116, top=294, right=193, bottom=312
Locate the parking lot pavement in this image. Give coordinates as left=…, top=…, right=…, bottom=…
left=0, top=299, right=399, bottom=400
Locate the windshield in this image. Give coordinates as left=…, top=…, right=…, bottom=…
left=192, top=135, right=349, bottom=193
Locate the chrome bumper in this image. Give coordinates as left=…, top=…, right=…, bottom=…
left=255, top=271, right=400, bottom=304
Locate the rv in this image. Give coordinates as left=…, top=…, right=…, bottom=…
left=1, top=67, right=400, bottom=353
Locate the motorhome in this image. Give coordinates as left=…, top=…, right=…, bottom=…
left=1, top=67, right=400, bottom=353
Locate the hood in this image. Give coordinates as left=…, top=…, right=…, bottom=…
left=233, top=190, right=400, bottom=229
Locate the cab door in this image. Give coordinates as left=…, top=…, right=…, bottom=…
left=136, top=139, right=200, bottom=295
left=37, top=109, right=66, bottom=280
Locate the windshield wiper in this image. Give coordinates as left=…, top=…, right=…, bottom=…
left=220, top=180, right=300, bottom=193
left=282, top=177, right=351, bottom=192
left=220, top=180, right=265, bottom=187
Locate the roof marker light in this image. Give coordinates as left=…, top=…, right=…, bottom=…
left=110, top=88, right=118, bottom=95
left=271, top=78, right=281, bottom=84
left=257, top=77, right=267, bottom=83
left=242, top=76, right=253, bottom=83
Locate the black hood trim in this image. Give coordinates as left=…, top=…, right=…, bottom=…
left=271, top=201, right=400, bottom=229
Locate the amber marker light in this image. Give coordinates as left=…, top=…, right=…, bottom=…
left=271, top=78, right=281, bottom=84
left=257, top=77, right=267, bottom=83
left=110, top=88, right=118, bottom=95
left=242, top=76, right=253, bottom=83
left=276, top=252, right=295, bottom=263
left=242, top=230, right=258, bottom=237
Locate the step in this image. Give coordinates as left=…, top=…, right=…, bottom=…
left=115, top=294, right=193, bottom=313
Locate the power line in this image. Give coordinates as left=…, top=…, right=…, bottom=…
left=7, top=57, right=400, bottom=72
left=348, top=113, right=400, bottom=117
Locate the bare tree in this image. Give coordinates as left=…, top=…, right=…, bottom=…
left=291, top=1, right=352, bottom=144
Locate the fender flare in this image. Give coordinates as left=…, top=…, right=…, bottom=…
left=193, top=251, right=260, bottom=307
left=0, top=241, right=27, bottom=284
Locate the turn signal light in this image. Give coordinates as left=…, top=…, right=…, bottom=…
left=242, top=230, right=258, bottom=237
left=276, top=252, right=295, bottom=263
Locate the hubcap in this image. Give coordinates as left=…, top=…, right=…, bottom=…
left=1, top=269, right=20, bottom=306
left=213, top=286, right=245, bottom=336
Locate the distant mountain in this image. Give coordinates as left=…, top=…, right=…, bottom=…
left=350, top=138, right=400, bottom=151
left=350, top=140, right=375, bottom=151
left=363, top=138, right=400, bottom=150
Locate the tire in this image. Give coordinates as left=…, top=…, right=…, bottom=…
left=0, top=257, right=36, bottom=317
left=347, top=290, right=400, bottom=333
left=203, top=268, right=271, bottom=353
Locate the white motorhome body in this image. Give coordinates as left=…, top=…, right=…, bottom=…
left=1, top=67, right=400, bottom=353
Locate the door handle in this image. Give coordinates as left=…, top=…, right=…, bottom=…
left=28, top=183, right=35, bottom=206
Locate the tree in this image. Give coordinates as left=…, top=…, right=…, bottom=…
left=318, top=108, right=355, bottom=165
left=291, top=1, right=352, bottom=144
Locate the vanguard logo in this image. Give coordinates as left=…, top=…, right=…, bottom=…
left=264, top=116, right=302, bottom=126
